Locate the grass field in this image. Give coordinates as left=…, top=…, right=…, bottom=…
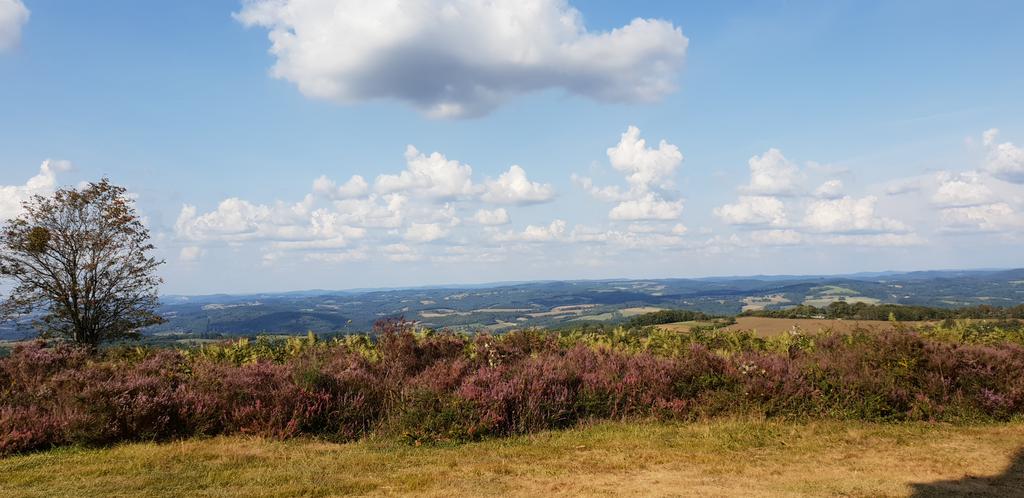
left=2, top=419, right=1022, bottom=497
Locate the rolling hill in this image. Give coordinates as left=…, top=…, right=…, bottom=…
left=4, top=268, right=1024, bottom=340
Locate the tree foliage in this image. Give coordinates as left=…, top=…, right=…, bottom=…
left=0, top=179, right=164, bottom=346
left=627, top=309, right=712, bottom=327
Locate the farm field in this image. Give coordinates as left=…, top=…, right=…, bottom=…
left=722, top=316, right=926, bottom=336
left=2, top=420, right=1021, bottom=497
left=660, top=316, right=927, bottom=337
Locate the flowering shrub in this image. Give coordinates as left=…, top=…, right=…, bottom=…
left=2, top=322, right=1023, bottom=455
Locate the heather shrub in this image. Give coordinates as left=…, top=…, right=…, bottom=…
left=458, top=351, right=581, bottom=436
left=187, top=359, right=341, bottom=439
left=389, top=389, right=478, bottom=443
left=576, top=349, right=690, bottom=419
left=2, top=323, right=1024, bottom=456
left=305, top=349, right=388, bottom=439
left=57, top=350, right=192, bottom=445
left=0, top=341, right=90, bottom=395
left=0, top=405, right=66, bottom=454
left=474, top=329, right=558, bottom=363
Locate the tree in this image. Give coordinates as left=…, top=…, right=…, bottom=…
left=0, top=179, right=164, bottom=347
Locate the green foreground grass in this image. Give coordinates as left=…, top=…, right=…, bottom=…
left=2, top=419, right=1023, bottom=497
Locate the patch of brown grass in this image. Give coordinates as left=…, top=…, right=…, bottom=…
left=2, top=419, right=1022, bottom=497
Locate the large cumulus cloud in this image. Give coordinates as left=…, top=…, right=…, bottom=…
left=235, top=0, right=688, bottom=118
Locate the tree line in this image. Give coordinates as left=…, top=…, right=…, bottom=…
left=742, top=301, right=1024, bottom=321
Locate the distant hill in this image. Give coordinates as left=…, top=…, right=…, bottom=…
left=3, top=268, right=1023, bottom=340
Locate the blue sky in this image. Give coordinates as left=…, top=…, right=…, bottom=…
left=2, top=0, right=1023, bottom=294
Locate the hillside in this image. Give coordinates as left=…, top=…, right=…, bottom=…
left=149, top=269, right=1024, bottom=337
left=5, top=268, right=1024, bottom=340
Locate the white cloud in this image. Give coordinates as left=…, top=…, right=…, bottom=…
left=303, top=249, right=369, bottom=263
left=609, top=193, right=683, bottom=221
left=174, top=141, right=561, bottom=265
left=0, top=160, right=72, bottom=220
left=481, top=165, right=555, bottom=205
left=625, top=223, right=659, bottom=233
left=175, top=197, right=317, bottom=241
left=823, top=233, right=925, bottom=247
left=376, top=146, right=477, bottom=199
left=742, top=148, right=801, bottom=196
left=924, top=164, right=1020, bottom=233
left=939, top=203, right=1020, bottom=232
left=982, top=128, right=1024, bottom=183
left=571, top=174, right=629, bottom=202
left=472, top=208, right=510, bottom=226
left=578, top=126, right=686, bottom=221
left=802, top=195, right=907, bottom=234
left=494, top=219, right=567, bottom=242
left=330, top=194, right=406, bottom=229
left=179, top=128, right=1021, bottom=269
left=607, top=126, right=683, bottom=190
left=382, top=243, right=423, bottom=262
left=404, top=222, right=449, bottom=242
left=313, top=174, right=369, bottom=199
left=175, top=196, right=375, bottom=249
left=271, top=223, right=367, bottom=250
left=714, top=196, right=787, bottom=226
left=883, top=177, right=925, bottom=196
left=235, top=0, right=687, bottom=118
left=697, top=234, right=745, bottom=255
left=931, top=171, right=992, bottom=207
left=814, top=179, right=844, bottom=199
left=179, top=246, right=204, bottom=263
left=431, top=245, right=507, bottom=264
left=749, top=229, right=802, bottom=246
left=570, top=225, right=686, bottom=249
left=0, top=0, right=29, bottom=52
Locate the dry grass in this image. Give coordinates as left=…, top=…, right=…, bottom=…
left=2, top=419, right=1022, bottom=497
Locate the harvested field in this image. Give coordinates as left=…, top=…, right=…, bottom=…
left=724, top=316, right=923, bottom=336
left=618, top=306, right=666, bottom=317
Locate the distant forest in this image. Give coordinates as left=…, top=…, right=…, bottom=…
left=742, top=302, right=1024, bottom=321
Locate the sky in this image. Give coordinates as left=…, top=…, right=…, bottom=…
left=1, top=0, right=1023, bottom=295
